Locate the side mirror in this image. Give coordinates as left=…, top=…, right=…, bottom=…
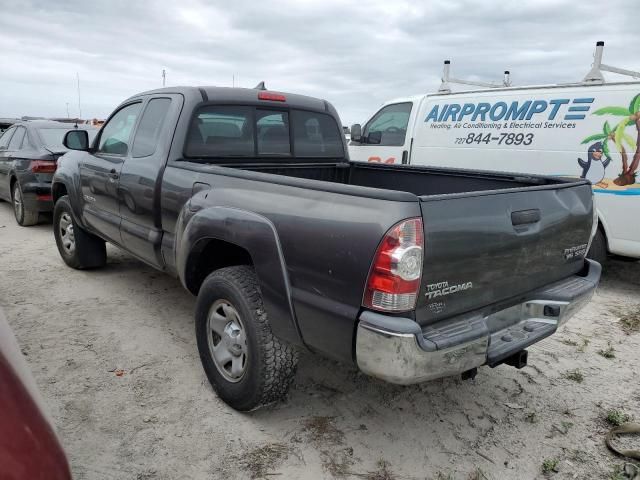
left=350, top=124, right=362, bottom=142
left=367, top=131, right=382, bottom=145
left=63, top=129, right=89, bottom=151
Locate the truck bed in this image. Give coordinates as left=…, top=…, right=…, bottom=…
left=202, top=160, right=593, bottom=327
left=229, top=161, right=557, bottom=197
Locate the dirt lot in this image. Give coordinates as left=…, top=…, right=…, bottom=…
left=1, top=203, right=639, bottom=480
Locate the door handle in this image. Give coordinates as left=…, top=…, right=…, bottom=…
left=511, top=209, right=540, bottom=226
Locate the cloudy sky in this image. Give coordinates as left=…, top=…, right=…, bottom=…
left=0, top=0, right=637, bottom=125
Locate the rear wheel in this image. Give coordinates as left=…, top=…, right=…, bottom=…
left=195, top=266, right=299, bottom=411
left=12, top=182, right=39, bottom=226
left=53, top=195, right=106, bottom=269
left=587, top=229, right=607, bottom=266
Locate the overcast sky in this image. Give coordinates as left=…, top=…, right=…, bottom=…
left=0, top=0, right=637, bottom=125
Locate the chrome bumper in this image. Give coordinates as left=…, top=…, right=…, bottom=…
left=356, top=259, right=601, bottom=385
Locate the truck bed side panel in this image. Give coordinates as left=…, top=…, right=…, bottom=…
left=162, top=164, right=421, bottom=362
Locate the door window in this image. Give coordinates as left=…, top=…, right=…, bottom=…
left=132, top=98, right=172, bottom=158
left=97, top=103, right=142, bottom=155
left=363, top=103, right=412, bottom=146
left=257, top=110, right=290, bottom=155
left=0, top=128, right=15, bottom=149
left=8, top=127, right=25, bottom=150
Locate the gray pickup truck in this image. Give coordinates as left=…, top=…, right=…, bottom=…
left=52, top=86, right=600, bottom=411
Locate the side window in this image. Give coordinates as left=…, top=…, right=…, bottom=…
left=132, top=98, right=172, bottom=158
left=97, top=103, right=142, bottom=155
left=0, top=128, right=15, bottom=149
left=256, top=110, right=290, bottom=155
left=363, top=102, right=413, bottom=146
left=8, top=127, right=26, bottom=150
left=185, top=106, right=254, bottom=157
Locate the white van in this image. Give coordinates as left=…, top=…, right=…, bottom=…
left=348, top=44, right=640, bottom=263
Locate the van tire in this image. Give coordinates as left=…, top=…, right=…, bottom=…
left=53, top=196, right=107, bottom=269
left=587, top=229, right=607, bottom=266
left=195, top=266, right=299, bottom=411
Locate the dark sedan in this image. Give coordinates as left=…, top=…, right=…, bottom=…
left=0, top=121, right=97, bottom=226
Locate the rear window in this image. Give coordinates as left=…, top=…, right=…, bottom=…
left=185, top=105, right=344, bottom=159
left=186, top=106, right=254, bottom=157
left=257, top=110, right=290, bottom=156
left=292, top=110, right=343, bottom=157
left=39, top=128, right=98, bottom=151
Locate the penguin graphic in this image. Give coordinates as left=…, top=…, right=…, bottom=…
left=578, top=141, right=611, bottom=188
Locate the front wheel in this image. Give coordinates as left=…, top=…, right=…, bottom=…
left=12, top=182, right=39, bottom=226
left=53, top=195, right=107, bottom=269
left=195, top=266, right=299, bottom=411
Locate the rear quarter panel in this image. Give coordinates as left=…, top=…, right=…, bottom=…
left=161, top=165, right=421, bottom=362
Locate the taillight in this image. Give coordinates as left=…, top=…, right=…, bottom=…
left=364, top=217, right=424, bottom=312
left=31, top=160, right=57, bottom=173
left=258, top=91, right=286, bottom=102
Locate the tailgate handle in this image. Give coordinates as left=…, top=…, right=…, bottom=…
left=511, top=209, right=540, bottom=226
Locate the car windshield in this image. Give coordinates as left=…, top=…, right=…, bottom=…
left=38, top=127, right=97, bottom=151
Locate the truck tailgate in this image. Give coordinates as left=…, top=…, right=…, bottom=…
left=416, top=182, right=594, bottom=326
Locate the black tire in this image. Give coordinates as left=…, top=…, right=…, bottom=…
left=195, top=266, right=299, bottom=411
left=12, top=181, right=39, bottom=226
left=53, top=195, right=106, bottom=269
left=587, top=229, right=607, bottom=266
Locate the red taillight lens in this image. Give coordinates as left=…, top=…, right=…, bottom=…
left=258, top=91, right=286, bottom=102
left=30, top=160, right=57, bottom=173
left=364, top=218, right=424, bottom=312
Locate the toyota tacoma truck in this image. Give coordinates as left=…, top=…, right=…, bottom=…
left=52, top=86, right=601, bottom=411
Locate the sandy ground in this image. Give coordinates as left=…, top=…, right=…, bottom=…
left=1, top=202, right=639, bottom=480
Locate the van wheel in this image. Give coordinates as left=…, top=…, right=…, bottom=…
left=12, top=182, right=39, bottom=226
left=195, top=266, right=299, bottom=411
left=53, top=195, right=106, bottom=269
left=587, top=229, right=607, bottom=266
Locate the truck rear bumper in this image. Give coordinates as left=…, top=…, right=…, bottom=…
left=355, top=259, right=601, bottom=385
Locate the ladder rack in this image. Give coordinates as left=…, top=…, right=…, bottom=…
left=438, top=60, right=511, bottom=93
left=437, top=42, right=639, bottom=94
left=583, top=41, right=640, bottom=83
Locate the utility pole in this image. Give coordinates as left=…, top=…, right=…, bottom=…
left=66, top=103, right=70, bottom=119
left=76, top=73, right=82, bottom=119
left=162, top=69, right=166, bottom=87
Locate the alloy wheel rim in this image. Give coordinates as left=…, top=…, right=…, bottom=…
left=13, top=185, right=23, bottom=220
left=59, top=212, right=76, bottom=255
left=207, top=299, right=248, bottom=383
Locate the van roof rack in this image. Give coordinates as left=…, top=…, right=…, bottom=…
left=438, top=61, right=511, bottom=93
left=583, top=41, right=640, bottom=84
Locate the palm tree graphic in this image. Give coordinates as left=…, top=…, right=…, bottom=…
left=581, top=120, right=636, bottom=180
left=590, top=93, right=640, bottom=186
